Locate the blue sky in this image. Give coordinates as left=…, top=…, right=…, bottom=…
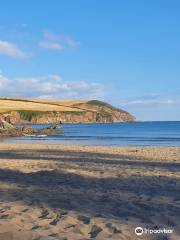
left=0, top=0, right=180, bottom=120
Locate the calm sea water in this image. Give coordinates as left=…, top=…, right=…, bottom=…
left=1, top=121, right=180, bottom=146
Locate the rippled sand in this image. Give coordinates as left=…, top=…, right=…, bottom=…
left=0, top=143, right=179, bottom=240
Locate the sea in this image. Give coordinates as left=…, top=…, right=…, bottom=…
left=1, top=121, right=180, bottom=146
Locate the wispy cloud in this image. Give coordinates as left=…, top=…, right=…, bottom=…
left=39, top=41, right=64, bottom=50
left=0, top=40, right=31, bottom=59
left=118, top=95, right=177, bottom=107
left=0, top=72, right=104, bottom=99
left=39, top=30, right=80, bottom=50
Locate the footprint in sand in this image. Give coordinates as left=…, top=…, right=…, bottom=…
left=89, top=225, right=103, bottom=238
left=50, top=213, right=61, bottom=225
left=0, top=214, right=9, bottom=219
left=31, top=225, right=41, bottom=230
left=60, top=211, right=68, bottom=216
left=0, top=206, right=11, bottom=213
left=64, top=224, right=76, bottom=229
left=0, top=209, right=6, bottom=214
left=77, top=215, right=91, bottom=225
left=39, top=209, right=49, bottom=219
left=22, top=208, right=29, bottom=213
left=105, top=223, right=121, bottom=234
left=48, top=233, right=59, bottom=237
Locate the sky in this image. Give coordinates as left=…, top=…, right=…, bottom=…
left=0, top=0, right=180, bottom=121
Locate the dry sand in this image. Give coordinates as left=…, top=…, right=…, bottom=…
left=0, top=143, right=179, bottom=240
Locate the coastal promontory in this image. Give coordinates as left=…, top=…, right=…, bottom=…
left=0, top=97, right=135, bottom=124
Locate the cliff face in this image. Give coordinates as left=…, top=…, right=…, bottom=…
left=72, top=100, right=135, bottom=123
left=0, top=100, right=135, bottom=124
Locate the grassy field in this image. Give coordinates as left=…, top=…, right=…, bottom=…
left=0, top=98, right=88, bottom=113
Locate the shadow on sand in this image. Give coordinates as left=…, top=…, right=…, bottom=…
left=0, top=148, right=179, bottom=227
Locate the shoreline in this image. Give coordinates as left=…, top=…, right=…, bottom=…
left=0, top=143, right=179, bottom=239
left=1, top=140, right=180, bottom=148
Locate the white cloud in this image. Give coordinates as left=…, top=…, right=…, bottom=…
left=39, top=41, right=64, bottom=50
left=60, top=35, right=80, bottom=48
left=39, top=30, right=80, bottom=50
left=0, top=40, right=30, bottom=59
left=119, top=96, right=176, bottom=106
left=122, top=99, right=175, bottom=105
left=0, top=73, right=9, bottom=87
left=0, top=72, right=104, bottom=100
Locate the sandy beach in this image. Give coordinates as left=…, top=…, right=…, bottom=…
left=0, top=143, right=179, bottom=240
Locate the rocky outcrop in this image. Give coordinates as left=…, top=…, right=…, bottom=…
left=3, top=111, right=21, bottom=124
left=0, top=120, right=62, bottom=137
left=0, top=119, right=16, bottom=130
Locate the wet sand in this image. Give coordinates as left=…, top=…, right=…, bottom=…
left=0, top=143, right=179, bottom=240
